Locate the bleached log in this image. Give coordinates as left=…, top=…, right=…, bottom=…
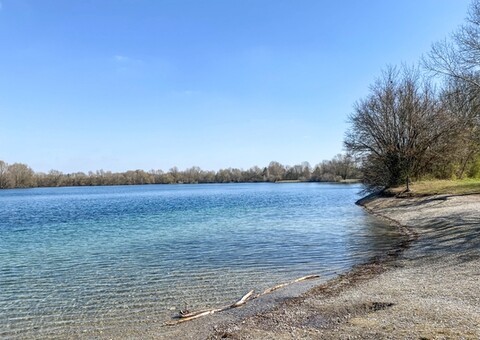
left=293, top=274, right=320, bottom=283
left=231, top=290, right=255, bottom=307
left=164, top=309, right=221, bottom=326
left=179, top=309, right=214, bottom=319
left=164, top=274, right=320, bottom=326
left=262, top=282, right=289, bottom=295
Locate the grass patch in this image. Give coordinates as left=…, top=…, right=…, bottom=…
left=387, top=178, right=480, bottom=196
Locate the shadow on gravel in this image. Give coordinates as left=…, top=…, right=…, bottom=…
left=412, top=214, right=480, bottom=256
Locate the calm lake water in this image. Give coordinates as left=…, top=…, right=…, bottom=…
left=0, top=183, right=402, bottom=338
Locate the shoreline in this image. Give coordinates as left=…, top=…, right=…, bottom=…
left=160, top=193, right=480, bottom=339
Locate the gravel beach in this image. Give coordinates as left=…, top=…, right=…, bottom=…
left=160, top=193, right=480, bottom=339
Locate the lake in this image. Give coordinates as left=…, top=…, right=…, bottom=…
left=0, top=183, right=402, bottom=338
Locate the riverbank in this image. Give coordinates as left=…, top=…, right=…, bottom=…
left=163, top=193, right=480, bottom=339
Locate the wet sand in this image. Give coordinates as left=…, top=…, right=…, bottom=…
left=156, top=193, right=480, bottom=339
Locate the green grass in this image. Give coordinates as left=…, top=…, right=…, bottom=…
left=388, top=178, right=480, bottom=196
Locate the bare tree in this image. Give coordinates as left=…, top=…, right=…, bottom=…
left=345, top=66, right=461, bottom=190
left=424, top=0, right=480, bottom=90
left=266, top=161, right=286, bottom=182
left=0, top=160, right=9, bottom=188
left=7, top=163, right=36, bottom=188
left=433, top=77, right=480, bottom=178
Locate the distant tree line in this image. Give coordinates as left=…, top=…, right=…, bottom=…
left=345, top=0, right=480, bottom=191
left=0, top=155, right=361, bottom=189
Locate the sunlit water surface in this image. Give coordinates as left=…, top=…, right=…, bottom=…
left=0, top=183, right=403, bottom=338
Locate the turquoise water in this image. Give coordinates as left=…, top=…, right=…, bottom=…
left=0, top=183, right=401, bottom=338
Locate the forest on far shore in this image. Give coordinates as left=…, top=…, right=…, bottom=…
left=0, top=154, right=361, bottom=189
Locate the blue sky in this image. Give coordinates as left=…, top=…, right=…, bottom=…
left=0, top=0, right=471, bottom=173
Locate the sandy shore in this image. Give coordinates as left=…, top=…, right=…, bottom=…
left=157, top=193, right=480, bottom=339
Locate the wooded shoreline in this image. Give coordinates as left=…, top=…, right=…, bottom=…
left=0, top=157, right=360, bottom=189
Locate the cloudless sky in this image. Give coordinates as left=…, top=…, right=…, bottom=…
left=0, top=0, right=472, bottom=173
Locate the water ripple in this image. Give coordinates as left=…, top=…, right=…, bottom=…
left=0, top=183, right=404, bottom=338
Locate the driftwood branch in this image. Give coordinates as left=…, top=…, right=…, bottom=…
left=164, top=309, right=223, bottom=325
left=262, top=282, right=288, bottom=295
left=231, top=290, right=255, bottom=308
left=293, top=274, right=320, bottom=283
left=163, top=274, right=320, bottom=326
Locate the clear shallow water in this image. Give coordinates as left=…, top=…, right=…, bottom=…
left=0, top=183, right=402, bottom=338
